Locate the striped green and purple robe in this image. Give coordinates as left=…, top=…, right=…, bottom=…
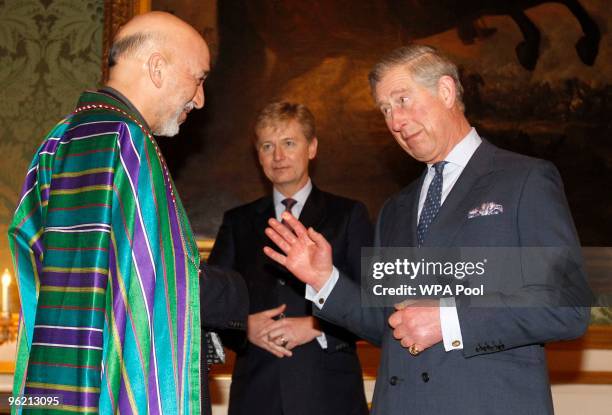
left=8, top=90, right=202, bottom=414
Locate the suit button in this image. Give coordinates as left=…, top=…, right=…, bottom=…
left=278, top=278, right=286, bottom=286
left=389, top=376, right=398, bottom=386
left=421, top=372, right=429, bottom=383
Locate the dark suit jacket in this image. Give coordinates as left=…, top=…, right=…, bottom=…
left=316, top=140, right=592, bottom=415
left=200, top=264, right=248, bottom=415
left=209, top=186, right=372, bottom=415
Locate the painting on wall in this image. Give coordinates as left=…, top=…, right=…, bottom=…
left=152, top=0, right=610, bottom=243
left=149, top=0, right=612, bottom=321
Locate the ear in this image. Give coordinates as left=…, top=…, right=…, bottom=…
left=437, top=75, right=456, bottom=109
left=147, top=52, right=167, bottom=88
left=308, top=137, right=318, bottom=160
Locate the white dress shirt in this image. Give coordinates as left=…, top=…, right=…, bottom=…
left=306, top=129, right=482, bottom=352
left=275, top=179, right=328, bottom=349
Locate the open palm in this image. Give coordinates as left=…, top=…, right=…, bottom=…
left=263, top=212, right=333, bottom=291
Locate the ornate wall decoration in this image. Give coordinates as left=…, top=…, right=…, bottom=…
left=0, top=0, right=104, bottom=278
left=102, top=0, right=149, bottom=81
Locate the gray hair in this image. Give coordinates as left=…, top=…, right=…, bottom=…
left=108, top=32, right=157, bottom=67
left=368, top=45, right=465, bottom=112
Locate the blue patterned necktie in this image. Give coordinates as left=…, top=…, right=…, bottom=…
left=417, top=161, right=447, bottom=247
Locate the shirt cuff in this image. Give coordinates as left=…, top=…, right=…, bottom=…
left=305, top=267, right=339, bottom=310
left=440, top=297, right=463, bottom=351
left=315, top=333, right=328, bottom=349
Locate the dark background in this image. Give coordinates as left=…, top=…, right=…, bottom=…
left=154, top=0, right=611, bottom=244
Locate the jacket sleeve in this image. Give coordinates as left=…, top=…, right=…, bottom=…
left=207, top=211, right=250, bottom=351
left=8, top=153, right=46, bottom=398
left=315, top=201, right=388, bottom=347
left=318, top=201, right=378, bottom=350
left=200, top=263, right=248, bottom=331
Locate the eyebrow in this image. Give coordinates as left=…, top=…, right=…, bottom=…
left=376, top=88, right=410, bottom=107
left=389, top=87, right=410, bottom=97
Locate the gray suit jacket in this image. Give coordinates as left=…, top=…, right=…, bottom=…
left=317, top=140, right=592, bottom=415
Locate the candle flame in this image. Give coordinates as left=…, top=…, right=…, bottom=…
left=1, top=269, right=11, bottom=287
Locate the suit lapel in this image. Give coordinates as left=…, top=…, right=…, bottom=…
left=253, top=196, right=290, bottom=274
left=255, top=185, right=326, bottom=231
left=297, top=185, right=326, bottom=230
left=424, top=140, right=496, bottom=247
left=253, top=186, right=327, bottom=271
left=253, top=196, right=275, bottom=243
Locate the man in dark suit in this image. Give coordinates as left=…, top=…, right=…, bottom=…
left=263, top=46, right=592, bottom=414
left=208, top=101, right=371, bottom=415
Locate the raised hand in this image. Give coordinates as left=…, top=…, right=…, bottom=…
left=263, top=212, right=333, bottom=291
left=247, top=304, right=293, bottom=358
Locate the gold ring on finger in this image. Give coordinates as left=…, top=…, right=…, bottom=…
left=409, top=343, right=421, bottom=356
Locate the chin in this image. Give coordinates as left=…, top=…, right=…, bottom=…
left=272, top=176, right=293, bottom=185
left=272, top=175, right=296, bottom=186
left=155, top=128, right=180, bottom=138
left=154, top=118, right=181, bottom=137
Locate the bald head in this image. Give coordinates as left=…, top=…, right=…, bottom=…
left=109, top=12, right=206, bottom=67
left=107, top=12, right=210, bottom=136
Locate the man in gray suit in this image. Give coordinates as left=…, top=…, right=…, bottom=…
left=262, top=45, right=592, bottom=414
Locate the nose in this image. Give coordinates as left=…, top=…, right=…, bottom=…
left=273, top=145, right=284, bottom=161
left=193, top=83, right=205, bottom=109
left=389, top=107, right=407, bottom=133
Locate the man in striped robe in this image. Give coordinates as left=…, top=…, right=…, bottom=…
left=9, top=12, right=211, bottom=414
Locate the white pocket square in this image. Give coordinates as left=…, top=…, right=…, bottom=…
left=468, top=202, right=504, bottom=219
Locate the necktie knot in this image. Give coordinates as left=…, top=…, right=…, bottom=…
left=281, top=198, right=297, bottom=214
left=433, top=161, right=447, bottom=175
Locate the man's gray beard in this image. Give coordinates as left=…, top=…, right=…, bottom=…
left=154, top=107, right=182, bottom=137
left=154, top=102, right=195, bottom=137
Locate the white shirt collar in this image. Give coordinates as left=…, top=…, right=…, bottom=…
left=273, top=178, right=313, bottom=219
left=427, top=127, right=481, bottom=169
